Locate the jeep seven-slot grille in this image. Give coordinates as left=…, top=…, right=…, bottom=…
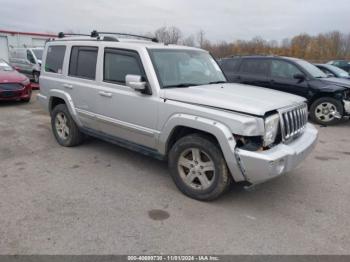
left=279, top=103, right=308, bottom=142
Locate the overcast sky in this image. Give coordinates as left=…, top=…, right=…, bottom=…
left=1, top=0, right=349, bottom=42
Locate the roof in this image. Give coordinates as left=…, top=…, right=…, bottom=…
left=50, top=36, right=203, bottom=51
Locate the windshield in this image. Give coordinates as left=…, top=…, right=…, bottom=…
left=0, top=60, right=13, bottom=71
left=327, top=65, right=349, bottom=77
left=149, top=49, right=226, bottom=88
left=296, top=60, right=327, bottom=78
left=32, top=49, right=43, bottom=60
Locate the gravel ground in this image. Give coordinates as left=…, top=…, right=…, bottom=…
left=0, top=91, right=349, bottom=255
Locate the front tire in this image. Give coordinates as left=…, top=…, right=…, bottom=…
left=51, top=104, right=84, bottom=147
left=310, top=97, right=343, bottom=125
left=168, top=134, right=232, bottom=201
left=22, top=90, right=32, bottom=103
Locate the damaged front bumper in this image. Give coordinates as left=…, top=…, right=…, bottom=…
left=344, top=100, right=350, bottom=115
left=235, top=124, right=318, bottom=185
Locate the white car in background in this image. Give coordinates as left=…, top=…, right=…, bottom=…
left=9, top=47, right=43, bottom=83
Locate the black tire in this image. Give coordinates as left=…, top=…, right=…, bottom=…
left=51, top=104, right=84, bottom=147
left=22, top=90, right=32, bottom=103
left=310, top=97, right=344, bottom=126
left=168, top=134, right=232, bottom=201
left=33, top=71, right=40, bottom=83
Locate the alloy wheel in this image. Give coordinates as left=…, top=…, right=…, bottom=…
left=177, top=148, right=216, bottom=190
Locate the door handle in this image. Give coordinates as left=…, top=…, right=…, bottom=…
left=99, top=91, right=113, bottom=98
left=63, top=83, right=73, bottom=89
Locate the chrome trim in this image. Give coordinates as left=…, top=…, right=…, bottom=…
left=278, top=103, right=308, bottom=143
left=76, top=108, right=160, bottom=137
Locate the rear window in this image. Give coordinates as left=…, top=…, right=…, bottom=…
left=45, top=46, right=66, bottom=74
left=239, top=59, right=269, bottom=76
left=69, top=46, right=98, bottom=80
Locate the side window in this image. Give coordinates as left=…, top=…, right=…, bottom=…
left=69, top=46, right=98, bottom=80
left=320, top=67, right=334, bottom=76
left=45, top=46, right=66, bottom=74
left=104, top=49, right=144, bottom=84
left=27, top=50, right=36, bottom=64
left=239, top=59, right=269, bottom=76
left=271, top=60, right=302, bottom=79
left=221, top=59, right=239, bottom=72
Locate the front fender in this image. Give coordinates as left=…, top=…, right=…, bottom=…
left=48, top=89, right=82, bottom=127
left=158, top=113, right=246, bottom=182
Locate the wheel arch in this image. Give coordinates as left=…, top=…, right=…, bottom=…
left=158, top=113, right=245, bottom=182
left=48, top=90, right=82, bottom=126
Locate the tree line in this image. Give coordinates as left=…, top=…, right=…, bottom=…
left=151, top=26, right=350, bottom=62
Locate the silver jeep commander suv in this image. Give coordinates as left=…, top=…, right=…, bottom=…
left=38, top=31, right=318, bottom=200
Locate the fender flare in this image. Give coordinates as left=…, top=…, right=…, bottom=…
left=48, top=89, right=83, bottom=127
left=158, top=113, right=246, bottom=182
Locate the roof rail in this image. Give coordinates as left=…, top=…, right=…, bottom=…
left=90, top=30, right=159, bottom=43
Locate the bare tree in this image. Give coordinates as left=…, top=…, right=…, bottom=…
left=154, top=26, right=182, bottom=44
left=181, top=35, right=196, bottom=47
left=197, top=30, right=206, bottom=48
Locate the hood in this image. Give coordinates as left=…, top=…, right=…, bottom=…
left=321, top=77, right=350, bottom=88
left=162, top=83, right=306, bottom=116
left=0, top=70, right=27, bottom=83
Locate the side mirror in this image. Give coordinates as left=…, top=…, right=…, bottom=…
left=126, top=74, right=147, bottom=92
left=294, top=73, right=305, bottom=81
left=14, top=66, right=20, bottom=71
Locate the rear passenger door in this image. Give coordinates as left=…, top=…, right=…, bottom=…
left=94, top=48, right=158, bottom=149
left=236, top=58, right=271, bottom=88
left=65, top=45, right=99, bottom=129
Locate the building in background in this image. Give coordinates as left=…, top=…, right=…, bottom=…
left=0, top=30, right=56, bottom=61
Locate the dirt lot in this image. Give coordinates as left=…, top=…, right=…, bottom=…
left=0, top=91, right=350, bottom=255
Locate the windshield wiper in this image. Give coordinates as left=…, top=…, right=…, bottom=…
left=163, top=83, right=199, bottom=88
left=207, top=81, right=227, bottom=84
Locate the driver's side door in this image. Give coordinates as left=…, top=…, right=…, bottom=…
left=269, top=59, right=309, bottom=98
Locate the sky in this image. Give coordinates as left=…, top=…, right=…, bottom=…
left=1, top=0, right=349, bottom=42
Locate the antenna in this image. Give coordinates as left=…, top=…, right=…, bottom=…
left=90, top=30, right=158, bottom=42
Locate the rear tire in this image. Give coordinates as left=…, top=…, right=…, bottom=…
left=51, top=104, right=84, bottom=147
left=310, top=97, right=343, bottom=126
left=168, top=134, right=232, bottom=201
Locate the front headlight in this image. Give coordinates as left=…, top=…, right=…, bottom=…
left=21, top=78, right=30, bottom=86
left=264, top=114, right=280, bottom=147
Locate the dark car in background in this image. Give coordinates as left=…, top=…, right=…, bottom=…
left=327, top=60, right=350, bottom=73
left=315, top=64, right=350, bottom=79
left=219, top=56, right=350, bottom=125
left=0, top=59, right=32, bottom=102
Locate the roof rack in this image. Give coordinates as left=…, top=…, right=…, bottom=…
left=90, top=30, right=159, bottom=43
left=58, top=32, right=91, bottom=38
